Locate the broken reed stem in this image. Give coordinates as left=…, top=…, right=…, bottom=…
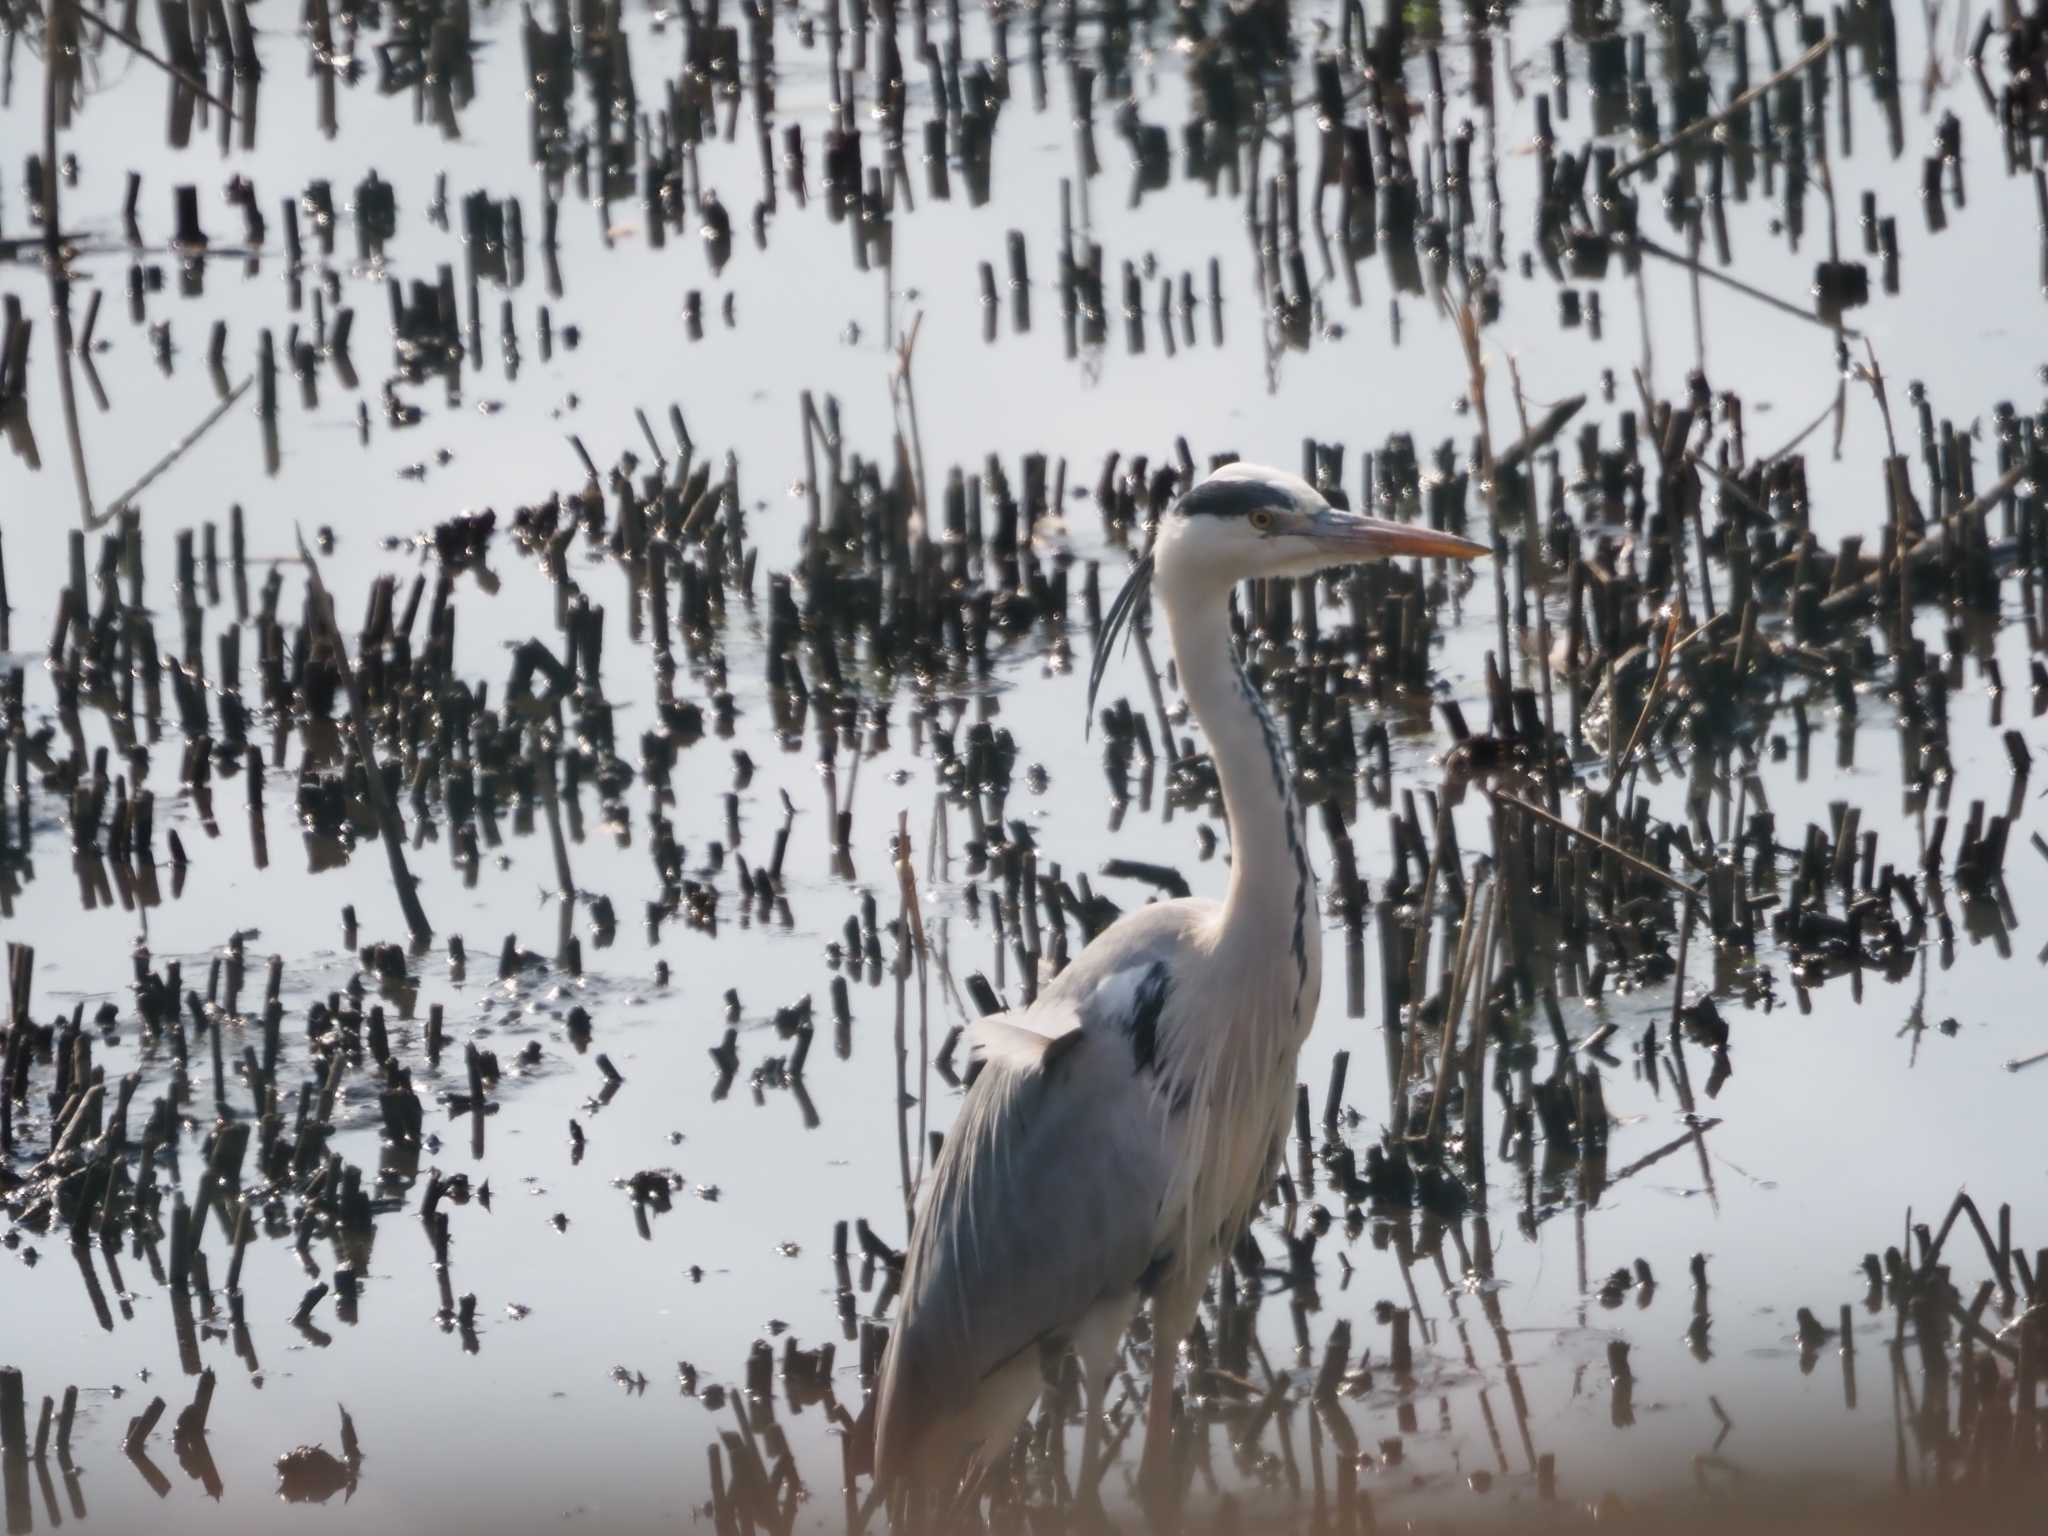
left=297, top=531, right=434, bottom=944
left=1607, top=36, right=1835, bottom=183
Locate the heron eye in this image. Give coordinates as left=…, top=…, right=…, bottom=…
left=1248, top=509, right=1273, bottom=531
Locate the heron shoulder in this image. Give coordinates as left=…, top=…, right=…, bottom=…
left=1042, top=896, right=1222, bottom=997
left=971, top=897, right=1209, bottom=1058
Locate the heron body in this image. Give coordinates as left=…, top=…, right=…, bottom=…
left=873, top=463, right=1488, bottom=1495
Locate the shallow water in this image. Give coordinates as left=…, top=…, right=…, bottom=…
left=1, top=0, right=2045, bottom=1531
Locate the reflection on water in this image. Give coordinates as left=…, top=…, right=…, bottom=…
left=2, top=0, right=2047, bottom=1530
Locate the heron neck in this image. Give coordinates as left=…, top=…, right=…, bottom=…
left=1162, top=582, right=1317, bottom=976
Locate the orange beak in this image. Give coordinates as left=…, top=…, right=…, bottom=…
left=1304, top=508, right=1490, bottom=561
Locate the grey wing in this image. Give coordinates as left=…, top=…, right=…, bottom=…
left=873, top=1008, right=1174, bottom=1485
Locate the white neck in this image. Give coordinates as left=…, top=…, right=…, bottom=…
left=1160, top=577, right=1320, bottom=997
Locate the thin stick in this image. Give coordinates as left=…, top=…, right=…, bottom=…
left=1858, top=338, right=1912, bottom=659
left=90, top=376, right=253, bottom=527
left=1418, top=868, right=1487, bottom=1128
left=1492, top=390, right=1586, bottom=475
left=799, top=390, right=823, bottom=553
left=894, top=811, right=931, bottom=1189
left=70, top=4, right=241, bottom=118
left=891, top=312, right=930, bottom=542
left=1611, top=607, right=1682, bottom=800
left=1606, top=1118, right=1723, bottom=1183
left=1685, top=449, right=1770, bottom=519
left=1451, top=294, right=1512, bottom=683
left=1758, top=380, right=1850, bottom=467
left=1634, top=234, right=1859, bottom=338
left=1606, top=37, right=1834, bottom=183
left=891, top=878, right=915, bottom=1230
left=43, top=0, right=93, bottom=527
left=677, top=475, right=725, bottom=542
left=1487, top=790, right=1702, bottom=905
left=1418, top=875, right=1494, bottom=1142
left=1506, top=356, right=1560, bottom=775
left=1819, top=461, right=2027, bottom=614
left=535, top=739, right=576, bottom=899
left=1397, top=793, right=1459, bottom=1099
left=1130, top=615, right=1180, bottom=770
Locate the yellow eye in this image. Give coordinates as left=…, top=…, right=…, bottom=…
left=1249, top=509, right=1273, bottom=531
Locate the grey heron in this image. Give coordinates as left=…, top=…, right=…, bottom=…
left=874, top=461, right=1489, bottom=1500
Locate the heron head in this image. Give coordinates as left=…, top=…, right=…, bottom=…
left=1157, top=461, right=1491, bottom=585
left=1087, top=462, right=1489, bottom=725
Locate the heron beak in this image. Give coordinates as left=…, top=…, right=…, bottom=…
left=1304, top=508, right=1491, bottom=562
